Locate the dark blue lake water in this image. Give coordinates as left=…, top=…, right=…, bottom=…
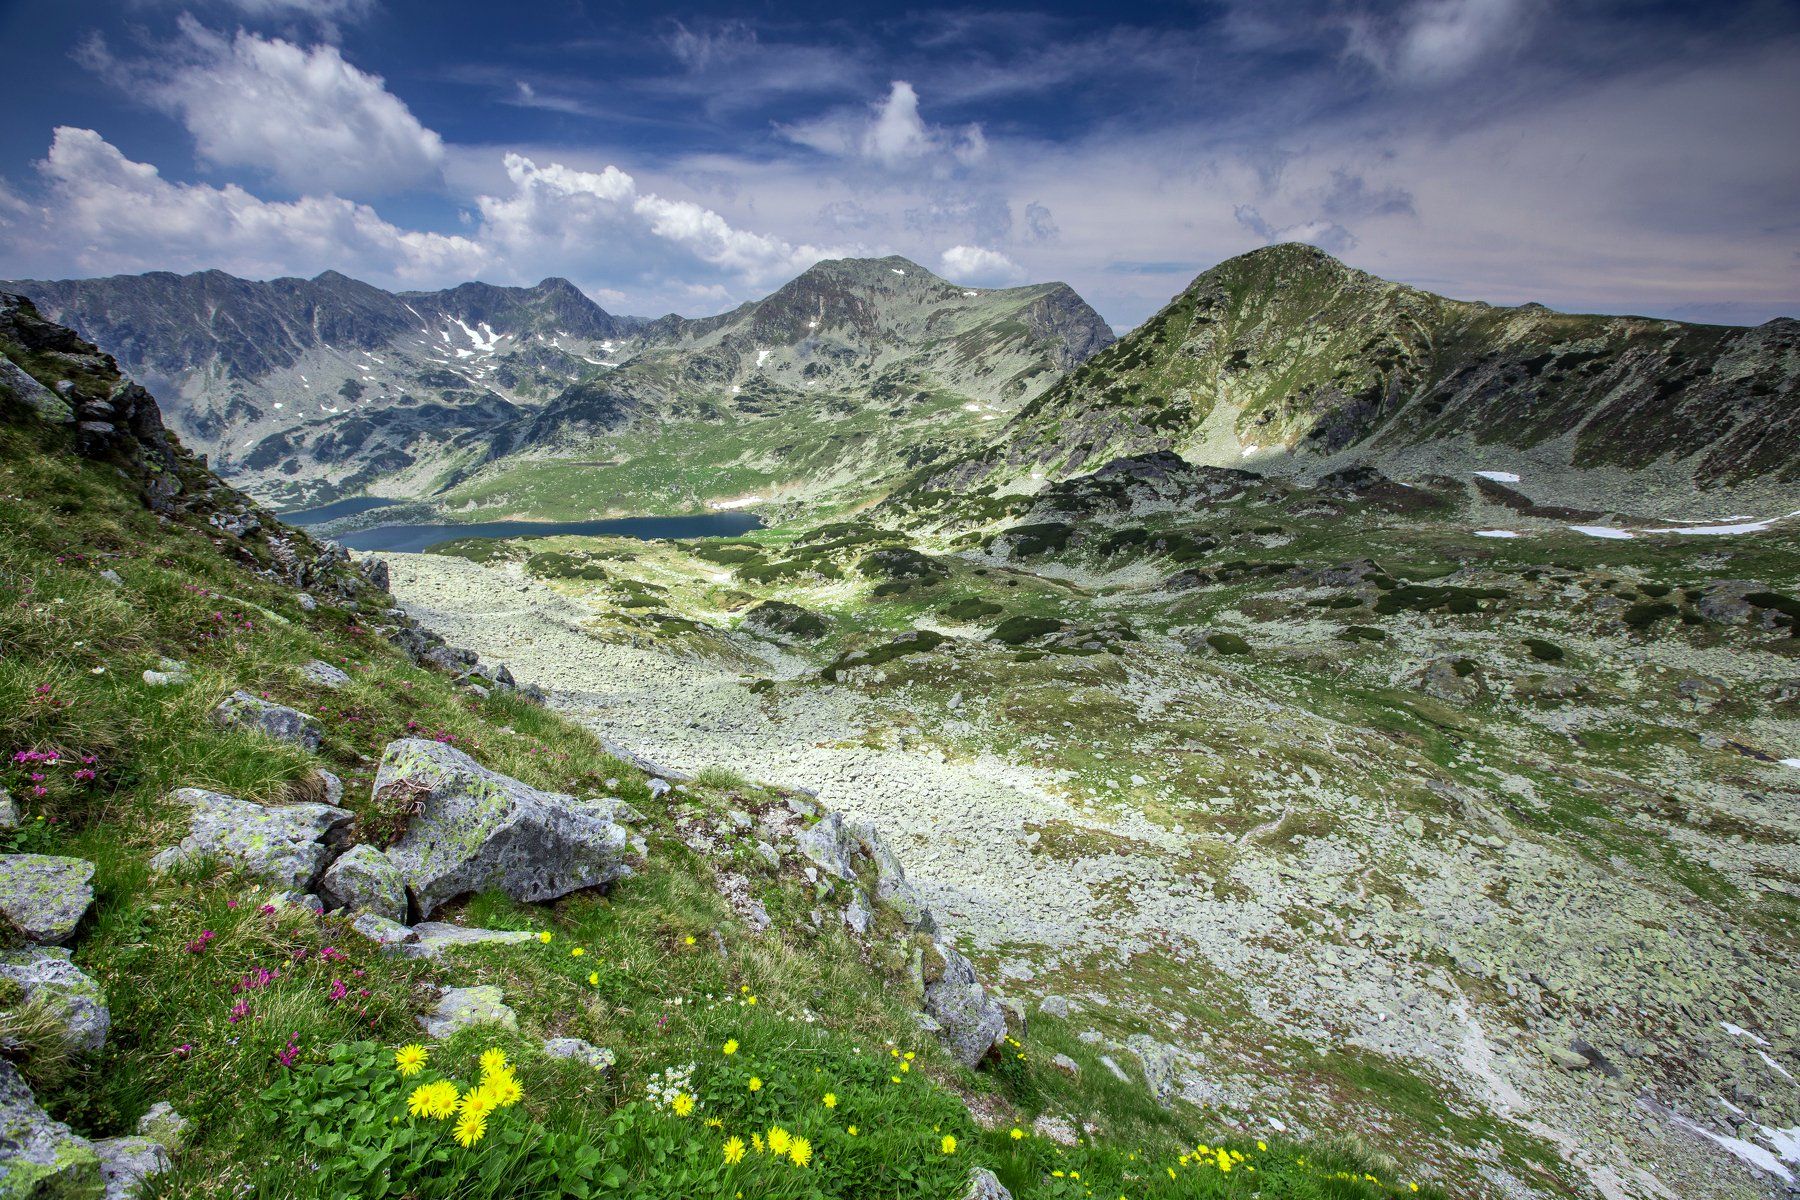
left=278, top=496, right=401, bottom=525
left=325, top=513, right=764, bottom=553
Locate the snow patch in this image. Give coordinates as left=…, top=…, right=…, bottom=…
left=708, top=495, right=764, bottom=510
left=962, top=290, right=978, bottom=297
left=1569, top=525, right=1634, bottom=540
left=1474, top=530, right=1520, bottom=539
left=1474, top=470, right=1520, bottom=482
left=1644, top=510, right=1800, bottom=536
left=1667, top=1112, right=1795, bottom=1182
left=890, top=268, right=906, bottom=276
left=755, top=349, right=773, bottom=368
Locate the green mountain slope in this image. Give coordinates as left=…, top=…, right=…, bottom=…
left=916, top=244, right=1797, bottom=511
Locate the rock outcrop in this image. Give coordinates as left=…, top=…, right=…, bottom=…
left=150, top=789, right=352, bottom=891
left=0, top=948, right=109, bottom=1052
left=0, top=855, right=95, bottom=945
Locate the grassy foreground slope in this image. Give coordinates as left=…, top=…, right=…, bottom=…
left=0, top=299, right=1432, bottom=1197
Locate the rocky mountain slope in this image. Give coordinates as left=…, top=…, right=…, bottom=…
left=914, top=244, right=1797, bottom=513
left=4, top=269, right=644, bottom=507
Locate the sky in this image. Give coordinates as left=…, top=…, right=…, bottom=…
left=0, top=0, right=1795, bottom=330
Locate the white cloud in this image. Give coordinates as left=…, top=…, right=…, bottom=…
left=1346, top=0, right=1537, bottom=83
left=1233, top=205, right=1358, bottom=255
left=24, top=127, right=481, bottom=282
left=780, top=81, right=987, bottom=172
left=210, top=0, right=377, bottom=17
left=118, top=20, right=444, bottom=195
left=939, top=245, right=1027, bottom=287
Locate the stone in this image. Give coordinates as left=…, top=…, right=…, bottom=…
left=360, top=558, right=391, bottom=592
left=1413, top=657, right=1485, bottom=706
left=0, top=353, right=73, bottom=424
left=922, top=942, right=1006, bottom=1068
left=962, top=1168, right=1013, bottom=1200
left=0, top=855, right=96, bottom=945
left=150, top=789, right=351, bottom=892
left=348, top=912, right=416, bottom=948
left=420, top=986, right=516, bottom=1038
left=270, top=891, right=324, bottom=915
left=1050, top=1053, right=1081, bottom=1077
left=1540, top=1038, right=1592, bottom=1071
left=842, top=889, right=873, bottom=937
left=1038, top=994, right=1075, bottom=1019
left=0, top=1060, right=103, bottom=1197
left=646, top=778, right=671, bottom=800
left=295, top=593, right=317, bottom=613
left=1126, top=1034, right=1184, bottom=1105
left=0, top=788, right=16, bottom=830
left=542, top=1038, right=615, bottom=1073
left=0, top=948, right=109, bottom=1052
left=92, top=1135, right=170, bottom=1200
left=211, top=691, right=322, bottom=751
left=316, top=845, right=407, bottom=923
left=97, top=570, right=122, bottom=587
left=134, top=1103, right=189, bottom=1152
left=298, top=660, right=351, bottom=689
left=794, top=812, right=860, bottom=882
left=376, top=739, right=631, bottom=919
left=397, top=922, right=536, bottom=960
left=848, top=821, right=936, bottom=933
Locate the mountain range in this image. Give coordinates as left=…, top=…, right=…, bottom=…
left=10, top=245, right=1795, bottom=517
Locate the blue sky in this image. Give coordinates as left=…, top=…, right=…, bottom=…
left=0, top=0, right=1795, bottom=328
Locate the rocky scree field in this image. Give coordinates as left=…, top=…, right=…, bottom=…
left=0, top=295, right=1440, bottom=1198
left=375, top=444, right=1800, bottom=1200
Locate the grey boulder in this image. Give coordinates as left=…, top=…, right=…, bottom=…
left=298, top=660, right=351, bottom=689
left=0, top=948, right=109, bottom=1052
left=376, top=739, right=629, bottom=919
left=0, top=855, right=95, bottom=945
left=93, top=1135, right=170, bottom=1200
left=150, top=789, right=351, bottom=891
left=0, top=1060, right=102, bottom=1196
left=212, top=691, right=322, bottom=751
left=849, top=821, right=936, bottom=932
left=923, top=942, right=1006, bottom=1068
left=419, top=986, right=516, bottom=1038
left=348, top=912, right=416, bottom=948
left=316, top=845, right=406, bottom=922
left=397, top=922, right=536, bottom=960
left=542, top=1038, right=615, bottom=1073
left=963, top=1168, right=1014, bottom=1200
left=794, top=812, right=860, bottom=882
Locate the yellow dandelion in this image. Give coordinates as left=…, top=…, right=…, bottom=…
left=822, top=1092, right=837, bottom=1108
left=745, top=995, right=758, bottom=1006
left=903, top=1051, right=915, bottom=1061
left=722, top=1038, right=739, bottom=1056
left=898, top=1060, right=910, bottom=1073
left=767, top=1126, right=791, bottom=1156
left=454, top=1109, right=487, bottom=1148
left=459, top=1087, right=497, bottom=1119
left=425, top=1081, right=460, bottom=1120
left=941, top=1134, right=957, bottom=1154
left=684, top=935, right=697, bottom=946
left=394, top=1044, right=428, bottom=1076
left=751, top=1133, right=765, bottom=1153
left=788, top=1135, right=812, bottom=1168
left=847, top=1125, right=859, bottom=1136
left=747, top=1077, right=762, bottom=1092
left=705, top=1117, right=723, bottom=1129
left=723, top=1137, right=746, bottom=1164
left=1010, top=1128, right=1024, bottom=1140
left=570, top=946, right=585, bottom=957
left=889, top=1074, right=902, bottom=1084
left=1257, top=1140, right=1268, bottom=1152
left=406, top=1083, right=436, bottom=1117
left=484, top=1069, right=523, bottom=1108
left=479, top=1047, right=509, bottom=1076
left=672, top=1093, right=695, bottom=1118
left=588, top=971, right=600, bottom=986
left=537, top=931, right=552, bottom=944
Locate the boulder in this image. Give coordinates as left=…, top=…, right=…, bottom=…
left=842, top=889, right=873, bottom=937
left=150, top=789, right=352, bottom=891
left=0, top=1060, right=103, bottom=1196
left=0, top=948, right=109, bottom=1052
left=315, top=845, right=406, bottom=923
left=1413, top=657, right=1485, bottom=706
left=376, top=739, right=630, bottom=919
left=922, top=942, right=1006, bottom=1068
left=542, top=1038, right=615, bottom=1073
left=1125, top=1034, right=1184, bottom=1105
left=0, top=788, right=15, bottom=831
left=348, top=913, right=416, bottom=948
left=848, top=822, right=935, bottom=932
left=1038, top=994, right=1075, bottom=1019
left=397, top=923, right=536, bottom=961
left=419, top=986, right=516, bottom=1038
left=794, top=813, right=860, bottom=882
left=211, top=691, right=322, bottom=751
left=92, top=1134, right=170, bottom=1200
left=0, top=353, right=73, bottom=424
left=963, top=1168, right=1014, bottom=1200
left=298, top=660, right=351, bottom=690
left=360, top=558, right=391, bottom=593
left=134, top=1103, right=189, bottom=1153
left=0, top=855, right=96, bottom=945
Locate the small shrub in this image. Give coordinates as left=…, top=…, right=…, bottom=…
left=1522, top=637, right=1564, bottom=662
left=1206, top=632, right=1251, bottom=655
left=989, top=616, right=1064, bottom=645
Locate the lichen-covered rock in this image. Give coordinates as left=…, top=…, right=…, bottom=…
left=149, top=789, right=351, bottom=891
left=397, top=923, right=536, bottom=960
left=963, top=1168, right=1014, bottom=1200
left=922, top=942, right=1006, bottom=1067
left=0, top=948, right=108, bottom=1052
left=211, top=691, right=322, bottom=751
left=419, top=985, right=516, bottom=1038
left=848, top=821, right=936, bottom=932
left=542, top=1038, right=615, bottom=1073
left=794, top=812, right=859, bottom=882
left=376, top=739, right=630, bottom=919
left=0, top=1060, right=103, bottom=1197
left=842, top=889, right=873, bottom=936
left=1125, top=1034, right=1185, bottom=1105
left=0, top=353, right=73, bottom=424
left=298, top=660, right=351, bottom=690
left=348, top=912, right=416, bottom=948
left=1412, top=657, right=1485, bottom=705
left=0, top=855, right=95, bottom=946
left=316, top=845, right=406, bottom=923
left=0, top=788, right=16, bottom=830
left=133, top=1104, right=188, bottom=1154
left=91, top=1135, right=169, bottom=1200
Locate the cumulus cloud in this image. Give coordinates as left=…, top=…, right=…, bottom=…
left=939, top=245, right=1028, bottom=287
left=780, top=82, right=987, bottom=172
left=23, top=126, right=480, bottom=282
left=1232, top=205, right=1358, bottom=255
left=1345, top=0, right=1537, bottom=83
left=92, top=19, right=444, bottom=196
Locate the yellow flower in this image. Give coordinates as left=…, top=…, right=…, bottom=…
left=747, top=1077, right=762, bottom=1092
left=570, top=947, right=585, bottom=957
left=751, top=1133, right=765, bottom=1153
left=1257, top=1140, right=1268, bottom=1152
left=722, top=1039, right=739, bottom=1056
left=898, top=1060, right=910, bottom=1073
left=424, top=1081, right=459, bottom=1119
left=406, top=1083, right=436, bottom=1117
left=479, top=1048, right=509, bottom=1076
left=847, top=1125, right=858, bottom=1137
left=822, top=1092, right=837, bottom=1108
left=454, top=1109, right=487, bottom=1147
left=941, top=1135, right=957, bottom=1155
left=588, top=971, right=600, bottom=986
left=723, top=1137, right=746, bottom=1164
left=672, top=1093, right=695, bottom=1118
left=767, top=1127, right=791, bottom=1156
left=745, top=995, right=757, bottom=1006
left=483, top=1069, right=523, bottom=1108
left=684, top=935, right=697, bottom=946
left=537, top=931, right=552, bottom=943
left=1010, top=1128, right=1024, bottom=1140
left=889, top=1075, right=902, bottom=1084
left=394, top=1044, right=428, bottom=1076
left=903, top=1051, right=915, bottom=1061
left=459, top=1087, right=497, bottom=1119
left=788, top=1135, right=812, bottom=1168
